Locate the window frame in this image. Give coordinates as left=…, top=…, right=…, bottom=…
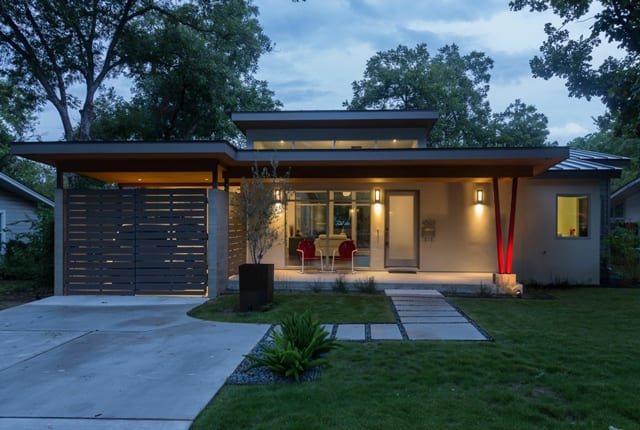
left=555, top=194, right=590, bottom=239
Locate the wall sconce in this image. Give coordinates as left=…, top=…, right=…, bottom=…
left=274, top=189, right=282, bottom=204
left=374, top=188, right=381, bottom=204
left=475, top=188, right=485, bottom=204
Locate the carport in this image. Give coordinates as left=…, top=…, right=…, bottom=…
left=12, top=141, right=242, bottom=298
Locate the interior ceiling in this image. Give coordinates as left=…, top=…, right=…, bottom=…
left=80, top=171, right=215, bottom=186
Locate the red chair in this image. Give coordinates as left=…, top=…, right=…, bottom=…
left=331, top=240, right=357, bottom=273
left=296, top=239, right=324, bottom=273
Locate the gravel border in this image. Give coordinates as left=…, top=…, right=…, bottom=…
left=226, top=325, right=324, bottom=385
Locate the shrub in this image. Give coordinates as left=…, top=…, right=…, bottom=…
left=353, top=276, right=376, bottom=293
left=245, top=311, right=339, bottom=382
left=332, top=275, right=348, bottom=292
left=608, top=225, right=640, bottom=282
left=0, top=207, right=53, bottom=296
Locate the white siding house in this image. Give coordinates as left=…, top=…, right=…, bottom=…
left=0, top=173, right=54, bottom=250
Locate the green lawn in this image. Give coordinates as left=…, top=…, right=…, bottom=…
left=189, top=292, right=396, bottom=324
left=192, top=288, right=640, bottom=430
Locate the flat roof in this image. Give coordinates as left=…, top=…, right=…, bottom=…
left=12, top=140, right=574, bottom=185
left=232, top=110, right=439, bottom=135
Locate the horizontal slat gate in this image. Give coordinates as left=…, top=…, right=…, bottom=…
left=64, top=189, right=207, bottom=296
left=135, top=189, right=207, bottom=295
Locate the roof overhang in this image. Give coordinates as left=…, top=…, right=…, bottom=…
left=12, top=141, right=237, bottom=186
left=0, top=172, right=54, bottom=207
left=12, top=141, right=570, bottom=186
left=232, top=110, right=439, bottom=135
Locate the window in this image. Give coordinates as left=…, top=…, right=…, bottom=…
left=254, top=140, right=292, bottom=150
left=557, top=195, right=589, bottom=238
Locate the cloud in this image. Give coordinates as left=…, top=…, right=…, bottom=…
left=405, top=10, right=557, bottom=55
left=549, top=122, right=591, bottom=139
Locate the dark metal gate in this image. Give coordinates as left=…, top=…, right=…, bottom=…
left=64, top=189, right=208, bottom=296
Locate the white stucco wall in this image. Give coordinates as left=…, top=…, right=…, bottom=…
left=261, top=177, right=603, bottom=285
left=513, top=178, right=601, bottom=285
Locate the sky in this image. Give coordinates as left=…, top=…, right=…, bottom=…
left=34, top=0, right=619, bottom=144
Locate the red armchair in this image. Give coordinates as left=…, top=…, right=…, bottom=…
left=296, top=239, right=324, bottom=273
left=331, top=240, right=357, bottom=273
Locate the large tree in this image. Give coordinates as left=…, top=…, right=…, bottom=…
left=91, top=0, right=279, bottom=141
left=0, top=76, right=54, bottom=198
left=493, top=99, right=554, bottom=147
left=510, top=0, right=640, bottom=138
left=0, top=0, right=274, bottom=141
left=570, top=128, right=640, bottom=188
left=345, top=43, right=552, bottom=148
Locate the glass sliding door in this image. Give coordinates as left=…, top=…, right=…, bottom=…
left=285, top=190, right=370, bottom=268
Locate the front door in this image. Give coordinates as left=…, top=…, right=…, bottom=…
left=385, top=191, right=418, bottom=268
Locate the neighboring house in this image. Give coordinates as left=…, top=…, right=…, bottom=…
left=0, top=172, right=54, bottom=251
left=11, top=110, right=627, bottom=297
left=611, top=177, right=640, bottom=223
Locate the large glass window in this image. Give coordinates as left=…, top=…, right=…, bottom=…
left=557, top=195, right=589, bottom=238
left=285, top=190, right=371, bottom=267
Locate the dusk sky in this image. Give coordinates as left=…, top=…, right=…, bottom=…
left=35, top=0, right=620, bottom=144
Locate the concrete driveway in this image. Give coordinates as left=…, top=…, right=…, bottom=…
left=0, top=296, right=269, bottom=430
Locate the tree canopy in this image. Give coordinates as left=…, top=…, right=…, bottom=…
left=0, top=76, right=54, bottom=198
left=344, top=43, right=552, bottom=148
left=91, top=0, right=279, bottom=141
left=510, top=0, right=640, bottom=138
left=569, top=129, right=640, bottom=189
left=0, top=0, right=277, bottom=141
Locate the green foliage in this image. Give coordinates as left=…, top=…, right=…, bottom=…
left=230, top=163, right=289, bottom=264
left=353, top=276, right=376, bottom=294
left=569, top=130, right=640, bottom=190
left=245, top=311, right=339, bottom=382
left=0, top=0, right=277, bottom=141
left=608, top=225, right=640, bottom=282
left=493, top=99, right=555, bottom=147
left=510, top=0, right=640, bottom=138
left=332, top=274, right=348, bottom=293
left=92, top=0, right=280, bottom=141
left=345, top=43, right=552, bottom=148
left=0, top=207, right=54, bottom=296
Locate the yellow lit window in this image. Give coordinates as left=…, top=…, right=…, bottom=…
left=557, top=195, right=589, bottom=238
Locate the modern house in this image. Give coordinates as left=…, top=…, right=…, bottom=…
left=0, top=172, right=54, bottom=251
left=12, top=110, right=627, bottom=297
left=611, top=177, right=640, bottom=223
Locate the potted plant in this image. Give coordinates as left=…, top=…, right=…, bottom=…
left=231, top=162, right=289, bottom=311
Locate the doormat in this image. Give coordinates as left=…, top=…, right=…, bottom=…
left=388, top=270, right=417, bottom=274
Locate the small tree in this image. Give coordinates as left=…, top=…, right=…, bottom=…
left=232, top=162, right=289, bottom=264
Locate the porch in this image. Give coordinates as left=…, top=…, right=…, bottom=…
left=227, top=270, right=496, bottom=296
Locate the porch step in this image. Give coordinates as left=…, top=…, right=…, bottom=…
left=226, top=270, right=495, bottom=295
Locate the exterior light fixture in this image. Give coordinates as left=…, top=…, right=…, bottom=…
left=374, top=188, right=381, bottom=204
left=475, top=188, right=485, bottom=204
left=274, top=189, right=282, bottom=204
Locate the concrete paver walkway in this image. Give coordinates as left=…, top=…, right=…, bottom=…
left=319, top=290, right=488, bottom=341
left=0, top=296, right=270, bottom=430
left=386, top=289, right=488, bottom=341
